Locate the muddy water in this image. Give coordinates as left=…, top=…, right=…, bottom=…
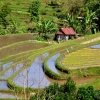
left=0, top=63, right=23, bottom=79
left=13, top=52, right=51, bottom=88
left=90, top=44, right=100, bottom=49
left=72, top=76, right=100, bottom=86
left=47, top=53, right=60, bottom=74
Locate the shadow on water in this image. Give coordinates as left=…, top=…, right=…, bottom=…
left=0, top=63, right=23, bottom=79
left=90, top=44, right=100, bottom=49
left=13, top=52, right=51, bottom=88
left=47, top=53, right=60, bottom=74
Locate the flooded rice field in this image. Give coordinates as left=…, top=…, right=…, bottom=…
left=0, top=81, right=8, bottom=90
left=0, top=62, right=13, bottom=71
left=0, top=63, right=23, bottom=79
left=0, top=93, right=16, bottom=99
left=13, top=53, right=51, bottom=88
left=90, top=44, right=100, bottom=49
left=47, top=53, right=60, bottom=74
left=0, top=33, right=100, bottom=99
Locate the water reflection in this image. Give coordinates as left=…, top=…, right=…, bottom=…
left=0, top=81, right=8, bottom=90
left=47, top=53, right=60, bottom=74
left=0, top=62, right=13, bottom=72
left=13, top=52, right=50, bottom=88
left=0, top=93, right=15, bottom=99
left=0, top=63, right=23, bottom=79
left=90, top=44, right=100, bottom=49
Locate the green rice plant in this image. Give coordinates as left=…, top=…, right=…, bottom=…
left=62, top=48, right=100, bottom=69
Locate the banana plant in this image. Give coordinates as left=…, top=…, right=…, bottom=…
left=64, top=13, right=74, bottom=28
left=84, top=10, right=97, bottom=34
left=36, top=19, right=58, bottom=37
left=9, top=16, right=27, bottom=34
left=63, top=13, right=83, bottom=34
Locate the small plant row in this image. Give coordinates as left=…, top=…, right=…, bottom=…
left=62, top=48, right=100, bottom=68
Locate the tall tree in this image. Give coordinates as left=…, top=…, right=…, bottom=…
left=60, top=77, right=76, bottom=100
left=0, top=3, right=11, bottom=29
left=30, top=77, right=76, bottom=100
left=66, top=0, right=84, bottom=15
left=36, top=19, right=58, bottom=39
left=83, top=10, right=97, bottom=34
left=85, top=0, right=100, bottom=31
left=28, top=0, right=41, bottom=22
left=76, top=86, right=94, bottom=100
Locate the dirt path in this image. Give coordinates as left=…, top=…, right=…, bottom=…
left=66, top=65, right=100, bottom=70
left=81, top=37, right=100, bottom=44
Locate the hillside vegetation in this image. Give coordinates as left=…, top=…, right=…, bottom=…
left=0, top=0, right=100, bottom=38
left=0, top=0, right=100, bottom=99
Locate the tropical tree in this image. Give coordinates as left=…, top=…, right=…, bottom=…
left=0, top=3, right=11, bottom=29
left=94, top=90, right=100, bottom=100
left=9, top=17, right=27, bottom=34
left=30, top=77, right=76, bottom=100
left=36, top=19, right=58, bottom=40
left=60, top=77, right=76, bottom=100
left=63, top=13, right=83, bottom=35
left=66, top=0, right=84, bottom=15
left=83, top=10, right=97, bottom=34
left=76, top=86, right=94, bottom=100
left=28, top=0, right=41, bottom=22
left=85, top=0, right=100, bottom=31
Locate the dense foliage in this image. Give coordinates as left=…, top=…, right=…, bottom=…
left=28, top=0, right=40, bottom=22
left=30, top=77, right=100, bottom=100
left=0, top=0, right=100, bottom=37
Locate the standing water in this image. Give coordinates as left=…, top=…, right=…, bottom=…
left=0, top=93, right=16, bottom=99
left=0, top=63, right=23, bottom=79
left=0, top=62, right=13, bottom=71
left=47, top=53, right=60, bottom=74
left=90, top=44, right=100, bottom=49
left=13, top=52, right=50, bottom=88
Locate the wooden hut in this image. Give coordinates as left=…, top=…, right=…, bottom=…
left=55, top=28, right=77, bottom=42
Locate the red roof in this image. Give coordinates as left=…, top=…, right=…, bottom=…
left=57, top=28, right=76, bottom=35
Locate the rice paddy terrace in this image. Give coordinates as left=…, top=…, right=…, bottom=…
left=0, top=33, right=100, bottom=99
left=0, top=0, right=66, bottom=27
